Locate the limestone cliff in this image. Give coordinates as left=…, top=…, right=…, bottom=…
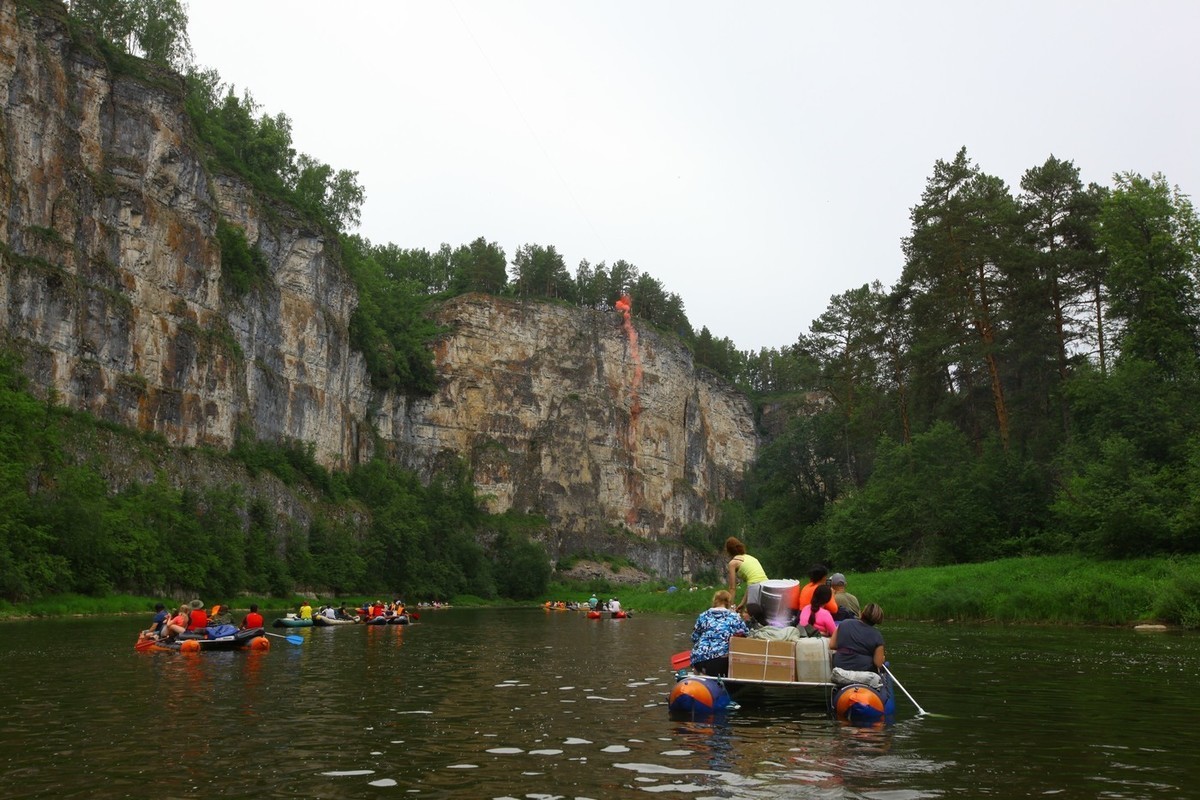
left=392, top=295, right=758, bottom=571
left=0, top=2, right=758, bottom=572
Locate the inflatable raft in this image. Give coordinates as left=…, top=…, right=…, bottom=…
left=135, top=627, right=269, bottom=653
left=666, top=636, right=895, bottom=724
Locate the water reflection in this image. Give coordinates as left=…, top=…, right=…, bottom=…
left=1, top=612, right=1199, bottom=798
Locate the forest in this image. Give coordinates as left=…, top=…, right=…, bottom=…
left=2, top=1, right=1197, bottom=604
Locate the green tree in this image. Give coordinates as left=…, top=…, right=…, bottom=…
left=293, top=154, right=365, bottom=231
left=819, top=423, right=1005, bottom=569
left=1017, top=156, right=1107, bottom=437
left=450, top=237, right=508, bottom=295
left=900, top=148, right=1022, bottom=449
left=1100, top=173, right=1200, bottom=375
left=69, top=0, right=193, bottom=69
left=796, top=282, right=892, bottom=485
left=605, top=260, right=640, bottom=302
left=495, top=536, right=551, bottom=599
left=511, top=243, right=576, bottom=302
left=573, top=259, right=608, bottom=308
left=341, top=236, right=439, bottom=395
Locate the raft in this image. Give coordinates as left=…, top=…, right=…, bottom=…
left=273, top=616, right=314, bottom=628
left=136, top=627, right=268, bottom=653
left=313, top=615, right=360, bottom=626
left=666, top=636, right=895, bottom=724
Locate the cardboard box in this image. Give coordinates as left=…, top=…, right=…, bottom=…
left=728, top=637, right=795, bottom=682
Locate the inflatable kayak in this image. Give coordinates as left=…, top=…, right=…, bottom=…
left=135, top=627, right=268, bottom=653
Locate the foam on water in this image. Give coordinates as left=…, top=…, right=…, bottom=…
left=321, top=770, right=375, bottom=777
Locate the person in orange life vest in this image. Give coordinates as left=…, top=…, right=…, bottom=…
left=242, top=604, right=264, bottom=630
left=186, top=599, right=208, bottom=631
left=797, top=565, right=838, bottom=615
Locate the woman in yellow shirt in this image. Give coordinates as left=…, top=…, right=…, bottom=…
left=724, top=537, right=768, bottom=623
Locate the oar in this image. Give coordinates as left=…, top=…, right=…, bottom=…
left=882, top=664, right=947, bottom=717
left=670, top=650, right=691, bottom=670
left=264, top=632, right=305, bottom=645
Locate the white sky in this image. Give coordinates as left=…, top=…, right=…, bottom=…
left=185, top=2, right=1200, bottom=354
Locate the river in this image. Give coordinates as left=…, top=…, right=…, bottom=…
left=1, top=608, right=1198, bottom=798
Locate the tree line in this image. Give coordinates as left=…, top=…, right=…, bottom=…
left=742, top=150, right=1200, bottom=574
left=0, top=353, right=551, bottom=602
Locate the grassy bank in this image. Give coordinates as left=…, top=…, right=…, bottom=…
left=5, top=555, right=1198, bottom=627
left=0, top=591, right=522, bottom=622
left=547, top=554, right=1200, bottom=628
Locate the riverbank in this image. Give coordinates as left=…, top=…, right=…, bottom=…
left=548, top=554, right=1200, bottom=628
left=4, top=554, right=1198, bottom=627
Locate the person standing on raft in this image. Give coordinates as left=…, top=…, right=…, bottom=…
left=724, top=537, right=768, bottom=624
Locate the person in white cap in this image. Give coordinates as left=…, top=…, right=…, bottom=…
left=829, top=573, right=860, bottom=621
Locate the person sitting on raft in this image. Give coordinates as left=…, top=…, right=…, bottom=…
left=207, top=603, right=233, bottom=626
left=242, top=604, right=264, bottom=630
left=829, top=573, right=860, bottom=621
left=689, top=589, right=750, bottom=677
left=798, top=565, right=838, bottom=615
left=799, top=584, right=838, bottom=637
left=186, top=599, right=207, bottom=631
left=140, top=602, right=168, bottom=640
left=163, top=604, right=190, bottom=640
left=829, top=602, right=886, bottom=673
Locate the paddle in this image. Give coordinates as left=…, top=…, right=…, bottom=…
left=882, top=664, right=947, bottom=718
left=670, top=650, right=691, bottom=670
left=264, top=631, right=305, bottom=645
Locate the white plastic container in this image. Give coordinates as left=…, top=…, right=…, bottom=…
left=794, top=636, right=833, bottom=684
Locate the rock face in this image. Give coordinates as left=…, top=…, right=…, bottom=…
left=0, top=2, right=758, bottom=572
left=392, top=295, right=758, bottom=571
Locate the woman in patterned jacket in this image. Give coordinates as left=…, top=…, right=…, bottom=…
left=689, top=589, right=750, bottom=677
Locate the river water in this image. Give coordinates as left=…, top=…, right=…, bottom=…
left=1, top=608, right=1198, bottom=799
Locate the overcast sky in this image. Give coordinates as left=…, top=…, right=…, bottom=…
left=185, top=2, right=1200, bottom=354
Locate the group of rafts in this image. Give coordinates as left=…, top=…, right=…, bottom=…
left=134, top=605, right=420, bottom=654
left=273, top=604, right=419, bottom=628
left=542, top=600, right=630, bottom=619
